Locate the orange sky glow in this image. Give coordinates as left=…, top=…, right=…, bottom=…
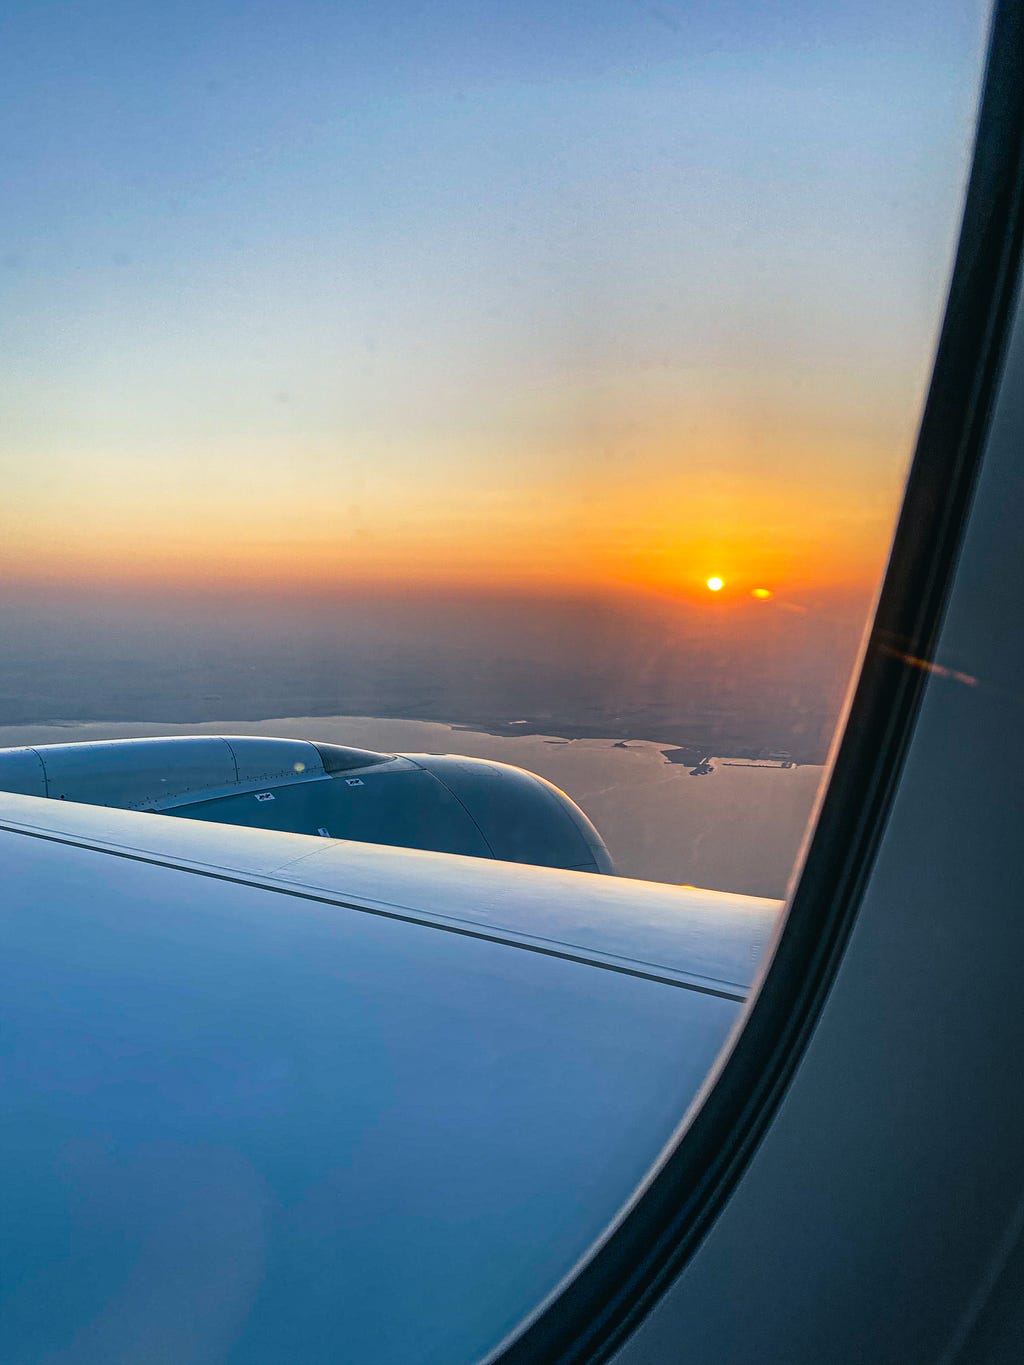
left=1, top=403, right=912, bottom=606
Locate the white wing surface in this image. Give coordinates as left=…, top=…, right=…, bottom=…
left=0, top=778, right=778, bottom=1365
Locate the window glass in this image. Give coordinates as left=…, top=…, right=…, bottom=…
left=0, top=3, right=991, bottom=1362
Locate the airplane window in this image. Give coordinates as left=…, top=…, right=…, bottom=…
left=0, top=3, right=992, bottom=1363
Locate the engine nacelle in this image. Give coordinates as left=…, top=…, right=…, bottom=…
left=0, top=735, right=615, bottom=875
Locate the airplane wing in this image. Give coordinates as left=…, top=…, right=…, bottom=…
left=0, top=741, right=780, bottom=1365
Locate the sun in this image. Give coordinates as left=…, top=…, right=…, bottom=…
left=706, top=576, right=724, bottom=592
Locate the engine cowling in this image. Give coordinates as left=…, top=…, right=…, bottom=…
left=0, top=735, right=615, bottom=875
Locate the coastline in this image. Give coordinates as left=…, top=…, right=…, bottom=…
left=0, top=714, right=825, bottom=900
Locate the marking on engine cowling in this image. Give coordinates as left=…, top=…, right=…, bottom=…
left=317, top=827, right=330, bottom=837
left=345, top=778, right=364, bottom=787
left=255, top=792, right=275, bottom=802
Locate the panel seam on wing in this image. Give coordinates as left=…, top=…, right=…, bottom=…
left=0, top=819, right=748, bottom=1002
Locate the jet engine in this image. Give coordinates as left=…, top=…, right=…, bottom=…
left=0, top=735, right=615, bottom=874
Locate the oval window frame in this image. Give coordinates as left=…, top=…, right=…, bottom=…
left=489, top=4, right=1024, bottom=1362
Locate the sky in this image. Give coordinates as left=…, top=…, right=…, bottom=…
left=0, top=0, right=991, bottom=609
